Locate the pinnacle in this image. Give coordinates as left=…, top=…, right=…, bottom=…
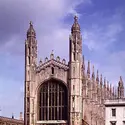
left=29, top=21, right=33, bottom=26
left=120, top=76, right=123, bottom=82
left=74, top=15, right=78, bottom=22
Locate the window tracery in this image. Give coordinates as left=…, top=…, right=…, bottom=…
left=39, top=79, right=68, bottom=121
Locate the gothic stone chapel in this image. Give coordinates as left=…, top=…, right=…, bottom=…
left=24, top=16, right=124, bottom=125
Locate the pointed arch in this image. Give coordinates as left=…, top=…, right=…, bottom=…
left=37, top=78, right=68, bottom=121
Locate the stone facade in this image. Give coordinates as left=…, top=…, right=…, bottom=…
left=24, top=17, right=124, bottom=125
left=104, top=98, right=125, bottom=125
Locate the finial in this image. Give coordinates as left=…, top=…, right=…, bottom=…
left=52, top=50, right=54, bottom=54
left=56, top=56, right=60, bottom=62
left=45, top=57, right=48, bottom=62
left=71, top=15, right=80, bottom=33
left=29, top=21, right=33, bottom=26
left=39, top=58, right=42, bottom=64
left=62, top=59, right=66, bottom=64
left=50, top=50, right=54, bottom=59
left=92, top=65, right=95, bottom=79
left=27, top=21, right=36, bottom=38
left=74, top=15, right=78, bottom=22
left=87, top=60, right=90, bottom=78
left=96, top=70, right=99, bottom=82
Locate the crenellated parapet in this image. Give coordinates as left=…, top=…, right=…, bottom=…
left=37, top=51, right=68, bottom=72
left=35, top=51, right=69, bottom=87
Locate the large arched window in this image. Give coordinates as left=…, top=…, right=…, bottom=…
left=38, top=79, right=68, bottom=121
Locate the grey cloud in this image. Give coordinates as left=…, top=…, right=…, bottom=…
left=0, top=0, right=84, bottom=56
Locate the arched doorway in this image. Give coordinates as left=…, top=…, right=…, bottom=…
left=38, top=79, right=68, bottom=123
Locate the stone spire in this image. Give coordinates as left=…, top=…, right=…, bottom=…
left=82, top=55, right=85, bottom=76
left=87, top=61, right=90, bottom=78
left=104, top=77, right=106, bottom=88
left=107, top=81, right=109, bottom=91
left=27, top=21, right=36, bottom=38
left=104, top=77, right=106, bottom=99
left=82, top=56, right=85, bottom=70
left=96, top=70, right=99, bottom=82
left=110, top=83, right=112, bottom=99
left=92, top=65, right=95, bottom=80
left=110, top=84, right=112, bottom=92
left=100, top=74, right=103, bottom=103
left=118, top=76, right=124, bottom=98
left=100, top=74, right=103, bottom=85
left=107, top=81, right=110, bottom=99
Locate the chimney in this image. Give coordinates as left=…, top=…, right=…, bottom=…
left=20, top=112, right=23, bottom=120
left=12, top=113, right=14, bottom=119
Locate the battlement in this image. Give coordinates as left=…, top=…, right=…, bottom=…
left=36, top=51, right=68, bottom=73
left=39, top=51, right=67, bottom=65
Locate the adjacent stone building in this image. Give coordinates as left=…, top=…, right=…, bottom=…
left=0, top=112, right=23, bottom=125
left=105, top=77, right=125, bottom=125
left=24, top=16, right=124, bottom=125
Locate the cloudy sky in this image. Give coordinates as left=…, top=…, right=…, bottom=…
left=0, top=0, right=125, bottom=119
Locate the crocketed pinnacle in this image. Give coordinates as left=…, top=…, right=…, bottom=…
left=83, top=55, right=85, bottom=70
left=107, top=81, right=109, bottom=90
left=71, top=16, right=80, bottom=33
left=92, top=65, right=95, bottom=79
left=100, top=74, right=102, bottom=85
left=87, top=61, right=90, bottom=78
left=118, top=76, right=124, bottom=87
left=104, top=77, right=106, bottom=87
left=96, top=70, right=99, bottom=82
left=27, top=21, right=36, bottom=38
left=110, top=83, right=112, bottom=93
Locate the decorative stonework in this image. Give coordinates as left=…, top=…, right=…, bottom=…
left=24, top=16, right=124, bottom=125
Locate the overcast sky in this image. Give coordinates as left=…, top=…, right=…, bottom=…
left=0, top=0, right=125, bottom=119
